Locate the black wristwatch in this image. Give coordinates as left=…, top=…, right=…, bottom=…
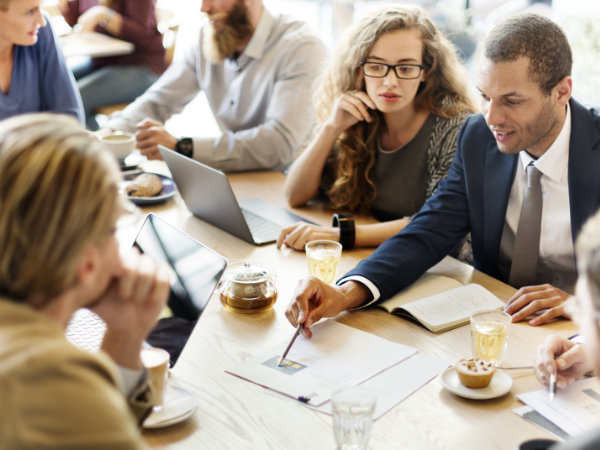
left=332, top=213, right=355, bottom=249
left=175, top=137, right=194, bottom=158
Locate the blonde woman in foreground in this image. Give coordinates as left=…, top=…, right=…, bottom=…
left=0, top=114, right=169, bottom=449
left=277, top=5, right=476, bottom=255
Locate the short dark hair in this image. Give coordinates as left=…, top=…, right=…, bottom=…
left=484, top=13, right=572, bottom=96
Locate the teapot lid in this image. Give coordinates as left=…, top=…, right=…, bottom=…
left=227, top=260, right=271, bottom=284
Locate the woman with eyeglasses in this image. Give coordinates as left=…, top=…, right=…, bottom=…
left=277, top=5, right=476, bottom=256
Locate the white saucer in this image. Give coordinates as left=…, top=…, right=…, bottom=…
left=119, top=151, right=145, bottom=168
left=143, top=385, right=198, bottom=429
left=439, top=367, right=513, bottom=400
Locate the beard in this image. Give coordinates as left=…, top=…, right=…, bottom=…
left=523, top=97, right=558, bottom=152
left=203, top=0, right=254, bottom=63
left=495, top=96, right=558, bottom=155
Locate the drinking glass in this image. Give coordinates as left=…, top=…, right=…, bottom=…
left=470, top=310, right=511, bottom=367
left=332, top=387, right=376, bottom=450
left=305, top=240, right=342, bottom=285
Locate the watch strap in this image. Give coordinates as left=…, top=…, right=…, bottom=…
left=332, top=213, right=355, bottom=249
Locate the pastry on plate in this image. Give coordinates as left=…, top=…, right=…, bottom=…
left=456, top=358, right=495, bottom=389
left=126, top=173, right=162, bottom=197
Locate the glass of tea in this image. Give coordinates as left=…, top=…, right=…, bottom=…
left=305, top=240, right=342, bottom=285
left=470, top=310, right=511, bottom=367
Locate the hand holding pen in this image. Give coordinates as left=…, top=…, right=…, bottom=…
left=285, top=278, right=371, bottom=340
left=533, top=335, right=591, bottom=391
left=278, top=324, right=304, bottom=366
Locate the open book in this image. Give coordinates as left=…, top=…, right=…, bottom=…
left=379, top=273, right=505, bottom=333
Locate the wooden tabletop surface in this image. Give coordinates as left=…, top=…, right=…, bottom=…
left=137, top=162, right=575, bottom=450
left=60, top=31, right=134, bottom=58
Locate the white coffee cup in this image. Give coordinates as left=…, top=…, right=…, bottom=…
left=141, top=347, right=170, bottom=411
left=100, top=132, right=135, bottom=161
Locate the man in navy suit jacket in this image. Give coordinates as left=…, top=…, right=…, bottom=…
left=285, top=13, right=600, bottom=338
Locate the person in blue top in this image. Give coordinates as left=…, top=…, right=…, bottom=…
left=0, top=0, right=83, bottom=123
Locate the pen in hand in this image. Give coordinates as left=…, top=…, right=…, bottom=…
left=549, top=371, right=557, bottom=402
left=278, top=324, right=304, bottom=367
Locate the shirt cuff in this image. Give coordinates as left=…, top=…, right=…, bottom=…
left=117, top=365, right=147, bottom=398
left=337, top=276, right=381, bottom=308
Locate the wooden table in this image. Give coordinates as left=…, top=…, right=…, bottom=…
left=139, top=163, right=576, bottom=450
left=61, top=31, right=134, bottom=58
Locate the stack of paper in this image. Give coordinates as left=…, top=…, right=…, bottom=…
left=266, top=353, right=450, bottom=420
left=227, top=321, right=450, bottom=418
left=516, top=377, right=600, bottom=439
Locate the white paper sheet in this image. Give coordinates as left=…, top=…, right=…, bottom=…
left=226, top=321, right=418, bottom=406
left=517, top=377, right=600, bottom=436
left=513, top=406, right=568, bottom=441
left=266, top=354, right=450, bottom=420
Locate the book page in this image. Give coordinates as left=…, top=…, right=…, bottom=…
left=379, top=273, right=463, bottom=313
left=226, top=320, right=417, bottom=406
left=400, top=284, right=505, bottom=328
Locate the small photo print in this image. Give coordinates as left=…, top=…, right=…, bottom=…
left=262, top=356, right=308, bottom=376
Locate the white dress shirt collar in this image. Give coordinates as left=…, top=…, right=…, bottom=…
left=242, top=7, right=275, bottom=61
left=519, top=103, right=571, bottom=183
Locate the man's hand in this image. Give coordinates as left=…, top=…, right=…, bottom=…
left=91, top=249, right=170, bottom=369
left=276, top=222, right=340, bottom=250
left=504, top=284, right=571, bottom=326
left=135, top=118, right=178, bottom=160
left=534, top=335, right=590, bottom=389
left=285, top=278, right=370, bottom=339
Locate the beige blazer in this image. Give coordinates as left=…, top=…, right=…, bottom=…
left=0, top=298, right=152, bottom=449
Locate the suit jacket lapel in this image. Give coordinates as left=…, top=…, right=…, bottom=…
left=568, top=99, right=600, bottom=243
left=482, top=139, right=518, bottom=276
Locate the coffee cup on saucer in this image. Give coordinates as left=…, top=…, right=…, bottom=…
left=141, top=347, right=171, bottom=412
left=100, top=132, right=136, bottom=161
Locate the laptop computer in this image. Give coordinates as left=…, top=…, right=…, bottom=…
left=66, top=214, right=228, bottom=356
left=158, top=145, right=315, bottom=245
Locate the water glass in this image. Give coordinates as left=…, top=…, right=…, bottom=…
left=305, top=240, right=342, bottom=285
left=470, top=310, right=511, bottom=367
left=332, top=386, right=376, bottom=450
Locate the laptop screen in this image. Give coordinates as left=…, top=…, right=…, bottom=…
left=134, top=214, right=228, bottom=321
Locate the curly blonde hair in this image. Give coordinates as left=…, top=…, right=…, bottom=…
left=0, top=114, right=122, bottom=301
left=316, top=4, right=476, bottom=214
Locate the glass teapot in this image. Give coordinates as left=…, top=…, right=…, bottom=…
left=219, top=260, right=277, bottom=313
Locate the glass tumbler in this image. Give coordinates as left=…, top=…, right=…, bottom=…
left=470, top=310, right=511, bottom=367
left=305, top=240, right=343, bottom=285
left=332, top=386, right=376, bottom=450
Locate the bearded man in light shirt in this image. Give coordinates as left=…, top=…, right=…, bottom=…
left=284, top=13, right=600, bottom=337
left=99, top=0, right=328, bottom=173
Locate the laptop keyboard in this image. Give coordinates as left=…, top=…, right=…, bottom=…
left=66, top=309, right=105, bottom=353
left=241, top=208, right=282, bottom=243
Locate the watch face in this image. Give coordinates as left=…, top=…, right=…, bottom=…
left=177, top=138, right=193, bottom=158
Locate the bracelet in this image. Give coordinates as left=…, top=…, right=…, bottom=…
left=99, top=9, right=115, bottom=28
left=332, top=213, right=355, bottom=249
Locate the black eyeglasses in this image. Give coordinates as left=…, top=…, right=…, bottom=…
left=360, top=61, right=426, bottom=80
